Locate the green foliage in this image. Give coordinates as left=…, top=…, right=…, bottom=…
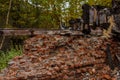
left=0, top=49, right=22, bottom=71
left=0, top=0, right=112, bottom=29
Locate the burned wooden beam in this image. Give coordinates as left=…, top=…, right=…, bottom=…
left=105, top=44, right=115, bottom=70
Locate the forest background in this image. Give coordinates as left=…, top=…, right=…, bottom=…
left=0, top=0, right=112, bottom=29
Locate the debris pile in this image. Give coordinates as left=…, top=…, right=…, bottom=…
left=0, top=34, right=120, bottom=80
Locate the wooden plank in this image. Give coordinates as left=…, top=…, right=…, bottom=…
left=0, top=28, right=61, bottom=36
left=0, top=28, right=103, bottom=36
left=116, top=54, right=120, bottom=62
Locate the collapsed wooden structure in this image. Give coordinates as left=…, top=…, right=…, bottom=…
left=0, top=0, right=120, bottom=79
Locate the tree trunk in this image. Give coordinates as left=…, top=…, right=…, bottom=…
left=6, top=0, right=12, bottom=27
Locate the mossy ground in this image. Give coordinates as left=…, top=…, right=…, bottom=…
left=0, top=48, right=22, bottom=71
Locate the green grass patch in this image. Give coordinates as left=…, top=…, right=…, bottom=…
left=0, top=49, right=23, bottom=71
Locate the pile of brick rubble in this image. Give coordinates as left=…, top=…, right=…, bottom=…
left=0, top=34, right=120, bottom=80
